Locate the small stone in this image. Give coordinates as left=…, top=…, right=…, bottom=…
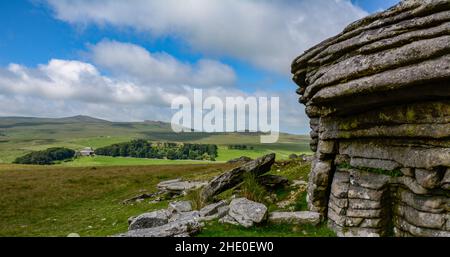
left=228, top=198, right=268, bottom=228
left=67, top=233, right=80, bottom=237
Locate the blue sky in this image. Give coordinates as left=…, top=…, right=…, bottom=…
left=0, top=0, right=399, bottom=134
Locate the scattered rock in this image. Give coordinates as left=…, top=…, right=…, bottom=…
left=219, top=215, right=240, bottom=226
left=168, top=200, right=193, bottom=214
left=117, top=218, right=201, bottom=237
left=228, top=198, right=268, bottom=228
left=157, top=180, right=208, bottom=196
left=199, top=201, right=227, bottom=217
left=128, top=210, right=169, bottom=230
left=268, top=211, right=321, bottom=226
left=216, top=206, right=230, bottom=219
left=169, top=211, right=201, bottom=223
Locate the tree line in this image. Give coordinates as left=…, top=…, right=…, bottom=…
left=95, top=139, right=218, bottom=161
left=227, top=144, right=254, bottom=150
left=13, top=147, right=75, bottom=165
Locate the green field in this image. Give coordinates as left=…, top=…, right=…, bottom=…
left=0, top=116, right=311, bottom=164
left=61, top=156, right=214, bottom=167
left=0, top=160, right=334, bottom=237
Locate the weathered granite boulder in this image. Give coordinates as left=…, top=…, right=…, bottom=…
left=199, top=200, right=228, bottom=217
left=168, top=200, right=193, bottom=214
left=291, top=0, right=450, bottom=237
left=228, top=198, right=268, bottom=228
left=157, top=179, right=207, bottom=196
left=117, top=218, right=201, bottom=237
left=268, top=211, right=321, bottom=226
left=201, top=153, right=275, bottom=202
left=128, top=209, right=170, bottom=230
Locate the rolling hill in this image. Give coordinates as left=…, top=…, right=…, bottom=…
left=0, top=116, right=311, bottom=163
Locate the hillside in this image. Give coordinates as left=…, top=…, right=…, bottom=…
left=0, top=116, right=311, bottom=163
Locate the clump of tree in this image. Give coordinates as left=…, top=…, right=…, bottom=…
left=227, top=144, right=254, bottom=150
left=95, top=139, right=218, bottom=161
left=14, top=147, right=75, bottom=165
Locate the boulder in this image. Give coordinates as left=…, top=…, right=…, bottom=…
left=157, top=179, right=207, bottom=195
left=219, top=215, right=239, bottom=226
left=268, top=211, right=321, bottom=226
left=199, top=201, right=228, bottom=217
left=168, top=201, right=192, bottom=213
left=228, top=198, right=268, bottom=228
left=117, top=218, right=201, bottom=237
left=128, top=210, right=169, bottom=230
left=169, top=211, right=201, bottom=223
left=201, top=153, right=276, bottom=202
left=217, top=206, right=230, bottom=219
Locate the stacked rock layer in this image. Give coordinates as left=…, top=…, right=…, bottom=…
left=291, top=0, right=450, bottom=237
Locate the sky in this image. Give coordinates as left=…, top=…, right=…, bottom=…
left=0, top=0, right=400, bottom=134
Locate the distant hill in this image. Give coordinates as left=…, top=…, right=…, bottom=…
left=0, top=115, right=311, bottom=163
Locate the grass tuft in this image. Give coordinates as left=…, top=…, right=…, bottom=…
left=241, top=173, right=268, bottom=204
left=186, top=188, right=206, bottom=211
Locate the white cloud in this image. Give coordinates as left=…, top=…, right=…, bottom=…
left=0, top=56, right=309, bottom=133
left=89, top=40, right=236, bottom=87
left=0, top=59, right=157, bottom=104
left=45, top=0, right=368, bottom=74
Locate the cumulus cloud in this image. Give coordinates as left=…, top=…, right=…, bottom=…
left=89, top=40, right=236, bottom=87
left=0, top=59, right=162, bottom=105
left=45, top=0, right=368, bottom=73
left=0, top=56, right=309, bottom=133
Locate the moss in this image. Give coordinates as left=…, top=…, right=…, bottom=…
left=405, top=108, right=415, bottom=122
left=339, top=119, right=359, bottom=131
left=337, top=163, right=403, bottom=177
left=378, top=112, right=391, bottom=122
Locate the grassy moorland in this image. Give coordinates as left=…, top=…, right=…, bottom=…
left=0, top=163, right=232, bottom=237
left=0, top=115, right=329, bottom=237
left=0, top=160, right=335, bottom=237
left=0, top=116, right=311, bottom=164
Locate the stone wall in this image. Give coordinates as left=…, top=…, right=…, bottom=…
left=291, top=0, right=450, bottom=237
